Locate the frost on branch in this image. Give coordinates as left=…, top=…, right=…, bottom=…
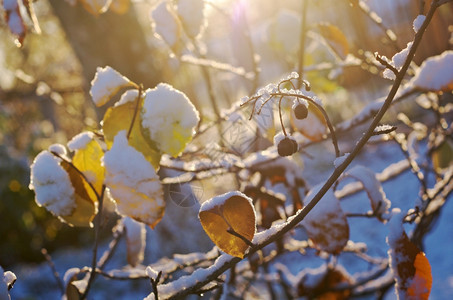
left=29, top=151, right=76, bottom=217
left=176, top=0, right=206, bottom=39
left=123, top=217, right=146, bottom=267
left=387, top=209, right=432, bottom=300
left=103, top=131, right=165, bottom=228
left=141, top=83, right=200, bottom=157
left=409, top=50, right=453, bottom=92
left=90, top=66, right=134, bottom=107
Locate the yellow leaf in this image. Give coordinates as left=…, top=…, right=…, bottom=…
left=60, top=161, right=97, bottom=227
left=72, top=138, right=105, bottom=202
left=103, top=97, right=161, bottom=169
left=432, top=139, right=453, bottom=171
left=317, top=23, right=349, bottom=60
left=291, top=102, right=327, bottom=141
left=302, top=186, right=349, bottom=254
left=109, top=0, right=130, bottom=14
left=199, top=192, right=256, bottom=258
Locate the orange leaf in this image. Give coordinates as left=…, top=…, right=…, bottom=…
left=199, top=191, right=256, bottom=258
left=387, top=209, right=432, bottom=299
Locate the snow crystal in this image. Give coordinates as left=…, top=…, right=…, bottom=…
left=177, top=0, right=205, bottom=38
left=103, top=131, right=164, bottom=224
left=146, top=266, right=159, bottom=279
left=141, top=83, right=199, bottom=156
left=115, top=89, right=139, bottom=106
left=29, top=151, right=76, bottom=217
left=151, top=1, right=180, bottom=48
left=413, top=15, right=425, bottom=33
left=334, top=153, right=349, bottom=168
left=394, top=42, right=413, bottom=70
left=409, top=50, right=453, bottom=91
left=67, top=131, right=94, bottom=151
left=90, top=66, right=132, bottom=107
left=199, top=191, right=253, bottom=213
left=48, top=144, right=67, bottom=156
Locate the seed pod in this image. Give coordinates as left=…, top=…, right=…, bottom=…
left=294, top=103, right=308, bottom=120
left=277, top=137, right=298, bottom=156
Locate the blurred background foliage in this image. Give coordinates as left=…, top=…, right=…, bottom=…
left=0, top=0, right=452, bottom=268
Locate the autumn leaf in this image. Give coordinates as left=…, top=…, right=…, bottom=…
left=103, top=92, right=161, bottom=169
left=387, top=209, right=432, bottom=300
left=317, top=23, right=350, bottom=60
left=199, top=191, right=256, bottom=258
left=302, top=185, right=349, bottom=254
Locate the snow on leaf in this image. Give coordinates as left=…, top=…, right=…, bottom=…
left=387, top=209, right=432, bottom=300
left=317, top=23, right=350, bottom=60
left=79, top=0, right=112, bottom=16
left=103, top=131, right=165, bottom=228
left=199, top=191, right=256, bottom=258
left=176, top=0, right=205, bottom=38
left=29, top=151, right=76, bottom=217
left=150, top=1, right=182, bottom=53
left=123, top=217, right=146, bottom=267
left=89, top=66, right=134, bottom=107
left=302, top=184, right=349, bottom=254
left=291, top=102, right=327, bottom=141
left=140, top=83, right=199, bottom=157
left=103, top=94, right=161, bottom=169
left=409, top=50, right=453, bottom=92
left=344, top=165, right=391, bottom=222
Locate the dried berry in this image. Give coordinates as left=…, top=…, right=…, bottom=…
left=277, top=137, right=298, bottom=156
left=294, top=103, right=308, bottom=120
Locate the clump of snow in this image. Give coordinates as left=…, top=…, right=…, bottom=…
left=90, top=66, right=133, bottom=107
left=145, top=266, right=159, bottom=280
left=115, top=89, right=139, bottom=107
left=151, top=1, right=181, bottom=50
left=67, top=131, right=94, bottom=151
left=344, top=165, right=391, bottom=220
left=413, top=15, right=425, bottom=33
left=273, top=132, right=287, bottom=146
left=1, top=266, right=10, bottom=300
left=29, top=151, right=76, bottom=217
left=383, top=42, right=413, bottom=80
left=199, top=191, right=253, bottom=213
left=141, top=83, right=200, bottom=157
left=386, top=208, right=404, bottom=247
left=176, top=0, right=205, bottom=38
left=48, top=144, right=67, bottom=156
left=409, top=50, right=453, bottom=91
left=103, top=131, right=164, bottom=226
left=334, top=153, right=349, bottom=168
left=123, top=217, right=146, bottom=267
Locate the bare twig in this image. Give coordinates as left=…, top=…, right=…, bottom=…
left=41, top=248, right=65, bottom=294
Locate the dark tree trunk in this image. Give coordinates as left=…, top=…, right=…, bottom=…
left=48, top=1, right=161, bottom=115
